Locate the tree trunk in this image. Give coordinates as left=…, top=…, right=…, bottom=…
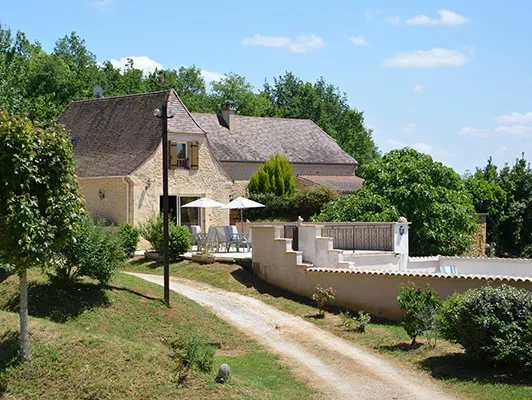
left=19, top=269, right=30, bottom=360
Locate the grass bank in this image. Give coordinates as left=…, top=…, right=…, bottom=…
left=126, top=258, right=532, bottom=400
left=0, top=270, right=317, bottom=399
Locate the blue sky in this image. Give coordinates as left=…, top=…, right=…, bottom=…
left=3, top=0, right=532, bottom=173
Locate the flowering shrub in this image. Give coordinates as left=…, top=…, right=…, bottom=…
left=312, top=285, right=336, bottom=316
left=340, top=310, right=371, bottom=333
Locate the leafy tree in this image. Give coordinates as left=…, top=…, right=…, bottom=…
left=53, top=32, right=99, bottom=99
left=158, top=66, right=214, bottom=113
left=211, top=72, right=270, bottom=116
left=0, top=25, right=41, bottom=120
left=467, top=155, right=532, bottom=257
left=293, top=185, right=340, bottom=220
left=497, top=155, right=532, bottom=257
left=463, top=160, right=507, bottom=248
left=248, top=154, right=296, bottom=197
left=0, top=110, right=84, bottom=359
left=315, top=148, right=477, bottom=256
left=312, top=190, right=400, bottom=223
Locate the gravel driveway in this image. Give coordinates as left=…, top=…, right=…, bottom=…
left=128, top=272, right=460, bottom=400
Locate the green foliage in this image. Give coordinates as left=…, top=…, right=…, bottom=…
left=118, top=223, right=140, bottom=258
left=454, top=285, right=532, bottom=371
left=397, top=282, right=441, bottom=344
left=317, top=148, right=477, bottom=256
left=211, top=72, right=270, bottom=116
left=312, top=190, right=400, bottom=223
left=436, top=292, right=466, bottom=343
left=49, top=214, right=125, bottom=285
left=340, top=310, right=371, bottom=333
left=171, top=334, right=216, bottom=384
left=139, top=213, right=165, bottom=252
left=468, top=155, right=532, bottom=257
left=248, top=153, right=296, bottom=197
left=311, top=285, right=336, bottom=316
left=0, top=110, right=84, bottom=270
left=293, top=185, right=340, bottom=220
left=245, top=193, right=295, bottom=221
left=167, top=224, right=192, bottom=261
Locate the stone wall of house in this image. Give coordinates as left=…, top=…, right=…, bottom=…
left=78, top=177, right=132, bottom=224
left=222, top=161, right=356, bottom=181
left=131, top=137, right=234, bottom=229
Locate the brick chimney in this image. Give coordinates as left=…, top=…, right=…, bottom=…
left=221, top=106, right=236, bottom=131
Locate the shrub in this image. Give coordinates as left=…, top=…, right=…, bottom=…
left=340, top=310, right=371, bottom=333
left=455, top=285, right=532, bottom=371
left=168, top=224, right=192, bottom=261
left=397, top=282, right=441, bottom=344
left=49, top=214, right=125, bottom=285
left=139, top=213, right=164, bottom=252
left=312, top=285, right=336, bottom=316
left=171, top=334, right=216, bottom=384
left=436, top=291, right=466, bottom=343
left=293, top=185, right=340, bottom=220
left=118, top=223, right=140, bottom=258
left=245, top=193, right=295, bottom=221
left=248, top=153, right=296, bottom=196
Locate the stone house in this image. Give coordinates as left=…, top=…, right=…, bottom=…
left=59, top=89, right=361, bottom=229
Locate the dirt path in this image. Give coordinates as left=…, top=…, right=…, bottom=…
left=128, top=272, right=460, bottom=400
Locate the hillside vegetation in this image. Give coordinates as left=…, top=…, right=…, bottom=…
left=0, top=271, right=316, bottom=399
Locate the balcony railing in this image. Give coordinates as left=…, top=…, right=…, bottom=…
left=320, top=222, right=394, bottom=251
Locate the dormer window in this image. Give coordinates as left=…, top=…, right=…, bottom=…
left=169, top=141, right=199, bottom=170
left=169, top=141, right=187, bottom=169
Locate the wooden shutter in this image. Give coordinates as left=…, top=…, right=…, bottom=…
left=190, top=141, right=199, bottom=170
left=169, top=141, right=178, bottom=169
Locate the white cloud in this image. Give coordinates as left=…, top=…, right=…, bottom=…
left=91, top=0, right=113, bottom=12
left=439, top=9, right=469, bottom=25
left=401, top=123, right=417, bottom=133
left=406, top=9, right=468, bottom=25
left=461, top=125, right=532, bottom=139
left=382, top=48, right=469, bottom=68
left=201, top=69, right=226, bottom=84
left=109, top=56, right=163, bottom=75
left=386, top=139, right=405, bottom=148
left=349, top=36, right=369, bottom=46
left=365, top=9, right=381, bottom=20
left=412, top=84, right=424, bottom=93
left=386, top=16, right=401, bottom=26
left=242, top=34, right=325, bottom=53
left=495, top=111, right=532, bottom=124
left=406, top=15, right=439, bottom=25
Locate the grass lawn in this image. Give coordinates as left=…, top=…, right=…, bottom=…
left=0, top=270, right=318, bottom=400
left=126, top=258, right=532, bottom=400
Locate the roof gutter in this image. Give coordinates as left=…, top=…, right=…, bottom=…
left=219, top=160, right=357, bottom=166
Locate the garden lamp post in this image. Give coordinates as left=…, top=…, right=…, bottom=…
left=154, top=104, right=177, bottom=307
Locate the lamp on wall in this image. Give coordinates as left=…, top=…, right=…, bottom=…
left=98, top=189, right=105, bottom=200
left=145, top=178, right=153, bottom=191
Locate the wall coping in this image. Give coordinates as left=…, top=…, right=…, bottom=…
left=409, top=255, right=532, bottom=262
left=306, top=267, right=532, bottom=283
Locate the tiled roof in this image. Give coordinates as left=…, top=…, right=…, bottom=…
left=297, top=175, right=365, bottom=193
left=306, top=267, right=532, bottom=283
left=58, top=90, right=204, bottom=178
left=192, top=113, right=357, bottom=165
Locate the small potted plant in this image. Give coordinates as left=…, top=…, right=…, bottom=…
left=191, top=235, right=216, bottom=264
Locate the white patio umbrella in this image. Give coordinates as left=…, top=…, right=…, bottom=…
left=181, top=197, right=225, bottom=231
left=220, top=196, right=265, bottom=234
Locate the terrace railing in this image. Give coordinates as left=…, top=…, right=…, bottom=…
left=320, top=222, right=395, bottom=251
